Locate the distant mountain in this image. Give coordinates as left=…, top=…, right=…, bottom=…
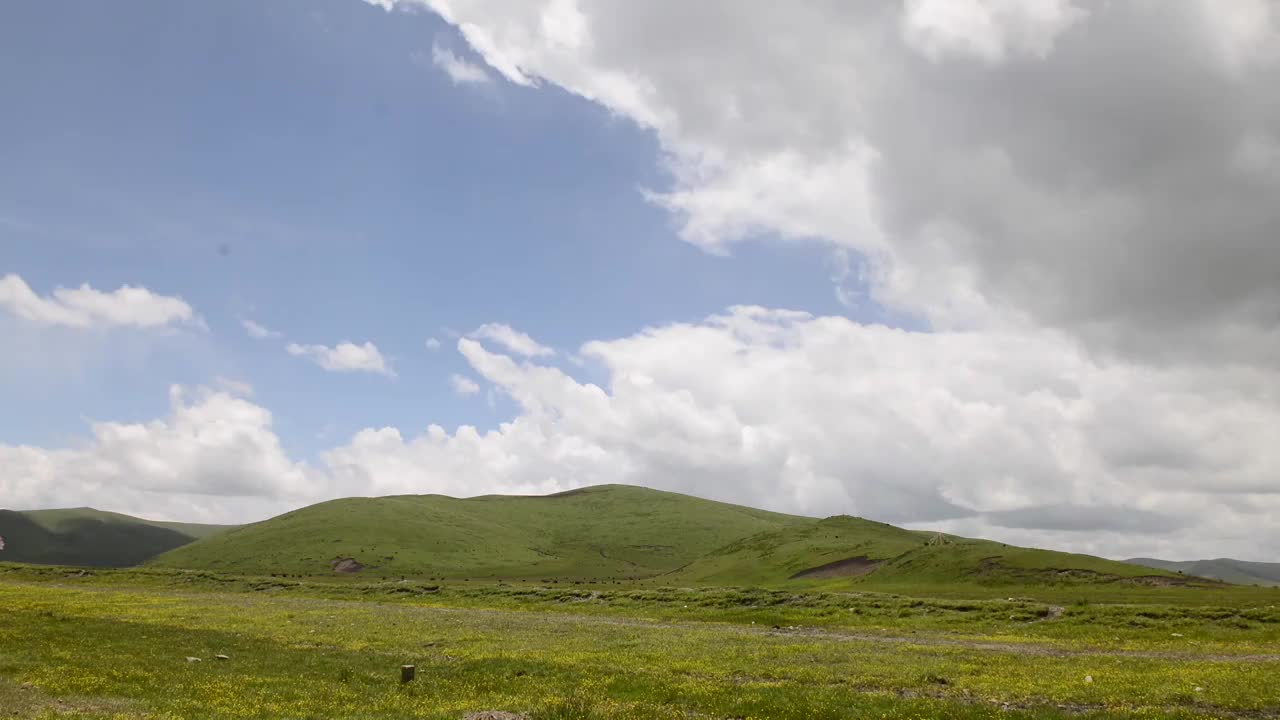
left=150, top=484, right=1193, bottom=591
left=1125, top=557, right=1280, bottom=587
left=0, top=507, right=235, bottom=568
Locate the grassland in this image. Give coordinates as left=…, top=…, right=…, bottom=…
left=12, top=486, right=1270, bottom=718
left=3, top=563, right=1279, bottom=719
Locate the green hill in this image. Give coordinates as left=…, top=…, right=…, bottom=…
left=667, top=517, right=1189, bottom=591
left=0, top=508, right=234, bottom=567
left=148, top=485, right=1199, bottom=593
left=149, top=485, right=811, bottom=579
left=1126, top=557, right=1280, bottom=587
left=666, top=515, right=931, bottom=586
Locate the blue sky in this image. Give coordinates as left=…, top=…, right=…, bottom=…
left=4, top=0, right=1279, bottom=560
left=1, top=0, right=855, bottom=460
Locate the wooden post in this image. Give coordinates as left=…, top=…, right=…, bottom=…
left=400, top=664, right=416, bottom=684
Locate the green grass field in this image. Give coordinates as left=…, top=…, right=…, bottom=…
left=10, top=486, right=1273, bottom=718
left=4, top=564, right=1279, bottom=719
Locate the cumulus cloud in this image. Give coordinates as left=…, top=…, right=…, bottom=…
left=0, top=273, right=195, bottom=329
left=242, top=319, right=280, bottom=339
left=450, top=373, right=481, bottom=395
left=425, top=337, right=442, bottom=351
left=368, top=0, right=1280, bottom=365
left=286, top=341, right=393, bottom=376
left=0, top=385, right=312, bottom=523
left=470, top=323, right=555, bottom=357
left=900, top=0, right=1088, bottom=64
left=429, top=41, right=491, bottom=84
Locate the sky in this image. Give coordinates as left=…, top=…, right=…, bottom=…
left=2, top=0, right=1279, bottom=562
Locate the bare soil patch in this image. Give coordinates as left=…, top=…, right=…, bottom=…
left=790, top=556, right=883, bottom=579
left=330, top=557, right=364, bottom=573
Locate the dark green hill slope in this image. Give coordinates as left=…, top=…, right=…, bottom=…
left=0, top=508, right=233, bottom=567
left=150, top=484, right=812, bottom=579
left=1127, top=557, right=1280, bottom=587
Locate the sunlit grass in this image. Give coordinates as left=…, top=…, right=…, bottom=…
left=5, top=569, right=1279, bottom=718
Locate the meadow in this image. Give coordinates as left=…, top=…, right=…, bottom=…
left=4, top=564, right=1280, bottom=719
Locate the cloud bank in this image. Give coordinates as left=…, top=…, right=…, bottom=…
left=6, top=312, right=1279, bottom=559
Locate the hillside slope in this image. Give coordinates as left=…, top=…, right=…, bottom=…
left=668, top=515, right=930, bottom=585
left=0, top=508, right=233, bottom=567
left=150, top=485, right=811, bottom=579
left=1127, top=557, right=1280, bottom=587
left=672, top=517, right=1192, bottom=591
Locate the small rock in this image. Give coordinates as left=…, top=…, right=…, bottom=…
left=186, top=657, right=202, bottom=663
left=215, top=654, right=230, bottom=661
left=1171, top=633, right=1183, bottom=637
left=1084, top=675, right=1093, bottom=684
left=1194, top=686, right=1205, bottom=693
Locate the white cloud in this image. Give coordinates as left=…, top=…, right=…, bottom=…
left=242, top=319, right=280, bottom=339
left=213, top=376, right=254, bottom=398
left=901, top=0, right=1088, bottom=63
left=425, top=337, right=442, bottom=351
left=429, top=41, right=491, bottom=84
left=286, top=341, right=394, bottom=376
left=0, top=385, right=312, bottom=523
left=470, top=323, right=554, bottom=357
left=450, top=373, right=481, bottom=395
left=0, top=273, right=195, bottom=329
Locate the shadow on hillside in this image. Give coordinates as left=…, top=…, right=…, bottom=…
left=0, top=511, right=195, bottom=567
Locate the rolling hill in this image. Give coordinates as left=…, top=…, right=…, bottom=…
left=149, top=484, right=811, bottom=579
left=667, top=515, right=1190, bottom=590
left=1126, top=557, right=1280, bottom=587
left=149, top=484, right=1194, bottom=591
left=0, top=508, right=234, bottom=567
